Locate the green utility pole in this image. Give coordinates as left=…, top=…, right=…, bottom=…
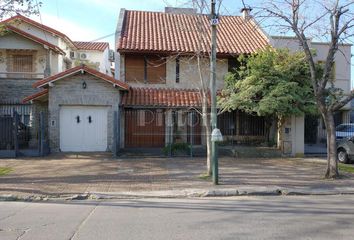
left=210, top=0, right=218, bottom=185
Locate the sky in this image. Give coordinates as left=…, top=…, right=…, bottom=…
left=31, top=0, right=251, bottom=48
left=28, top=0, right=353, bottom=85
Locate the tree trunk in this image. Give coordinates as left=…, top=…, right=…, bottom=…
left=264, top=117, right=273, bottom=146
left=277, top=117, right=285, bottom=151
left=322, top=111, right=339, bottom=179
left=202, top=95, right=212, bottom=176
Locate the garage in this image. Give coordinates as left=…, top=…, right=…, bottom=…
left=60, top=106, right=108, bottom=152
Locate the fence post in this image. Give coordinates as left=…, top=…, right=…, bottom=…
left=40, top=111, right=44, bottom=156
left=189, top=111, right=194, bottom=158
left=113, top=110, right=118, bottom=157
left=13, top=111, right=19, bottom=157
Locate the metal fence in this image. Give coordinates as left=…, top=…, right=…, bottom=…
left=0, top=107, right=49, bottom=158
left=218, top=110, right=267, bottom=145
left=305, top=110, right=353, bottom=154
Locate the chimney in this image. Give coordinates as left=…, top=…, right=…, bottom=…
left=241, top=7, right=252, bottom=19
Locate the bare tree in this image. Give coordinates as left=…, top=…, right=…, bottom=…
left=189, top=0, right=213, bottom=175
left=0, top=0, right=41, bottom=20
left=255, top=0, right=354, bottom=178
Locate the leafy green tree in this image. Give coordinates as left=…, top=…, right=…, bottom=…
left=219, top=47, right=317, bottom=146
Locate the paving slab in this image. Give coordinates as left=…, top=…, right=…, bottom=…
left=0, top=154, right=353, bottom=199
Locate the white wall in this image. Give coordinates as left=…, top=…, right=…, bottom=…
left=272, top=36, right=352, bottom=109
left=0, top=34, right=48, bottom=75
left=74, top=49, right=111, bottom=75
left=12, top=21, right=59, bottom=46
left=0, top=33, right=43, bottom=50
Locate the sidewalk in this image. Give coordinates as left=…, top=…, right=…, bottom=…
left=0, top=154, right=353, bottom=200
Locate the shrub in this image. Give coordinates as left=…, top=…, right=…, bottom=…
left=162, top=142, right=191, bottom=156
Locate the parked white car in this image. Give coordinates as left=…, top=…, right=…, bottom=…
left=336, top=124, right=354, bottom=140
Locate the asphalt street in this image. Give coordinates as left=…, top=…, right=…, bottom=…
left=0, top=195, right=354, bottom=240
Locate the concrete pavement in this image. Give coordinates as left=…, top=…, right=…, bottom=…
left=1, top=195, right=354, bottom=239
left=1, top=155, right=354, bottom=199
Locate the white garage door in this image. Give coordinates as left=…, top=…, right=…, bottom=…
left=60, top=106, right=108, bottom=152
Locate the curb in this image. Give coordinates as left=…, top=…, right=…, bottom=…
left=2, top=188, right=354, bottom=202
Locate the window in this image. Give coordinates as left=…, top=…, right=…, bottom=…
left=176, top=57, right=180, bottom=83
left=12, top=55, right=33, bottom=72
left=146, top=56, right=166, bottom=84
left=7, top=50, right=35, bottom=78
left=125, top=55, right=166, bottom=84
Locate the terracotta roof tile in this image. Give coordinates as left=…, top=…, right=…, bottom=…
left=121, top=87, right=208, bottom=108
left=74, top=41, right=109, bottom=51
left=118, top=10, right=269, bottom=55
left=22, top=89, right=48, bottom=103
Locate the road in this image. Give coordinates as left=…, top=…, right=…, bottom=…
left=0, top=195, right=354, bottom=240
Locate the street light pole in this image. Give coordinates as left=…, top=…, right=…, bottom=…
left=210, top=0, right=218, bottom=185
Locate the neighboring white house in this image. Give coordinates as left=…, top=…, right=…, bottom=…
left=0, top=14, right=112, bottom=110
left=271, top=36, right=352, bottom=155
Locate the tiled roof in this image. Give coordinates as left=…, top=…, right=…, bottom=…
left=117, top=10, right=269, bottom=55
left=1, top=14, right=77, bottom=48
left=74, top=41, right=109, bottom=51
left=33, top=65, right=129, bottom=90
left=4, top=25, right=65, bottom=54
left=121, top=87, right=207, bottom=107
left=22, top=89, right=48, bottom=103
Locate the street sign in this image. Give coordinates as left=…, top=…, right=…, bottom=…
left=211, top=18, right=219, bottom=25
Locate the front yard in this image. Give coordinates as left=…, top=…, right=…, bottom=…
left=339, top=163, right=354, bottom=174
left=0, top=154, right=353, bottom=198
left=0, top=167, right=12, bottom=176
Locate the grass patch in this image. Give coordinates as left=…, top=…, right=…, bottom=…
left=339, top=164, right=354, bottom=174
left=0, top=167, right=12, bottom=176
left=198, top=173, right=212, bottom=181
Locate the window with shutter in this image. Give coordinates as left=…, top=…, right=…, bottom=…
left=146, top=56, right=166, bottom=84
left=125, top=55, right=145, bottom=83
left=125, top=55, right=166, bottom=84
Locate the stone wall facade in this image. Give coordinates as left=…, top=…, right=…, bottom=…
left=0, top=78, right=39, bottom=103
left=48, top=73, right=121, bottom=152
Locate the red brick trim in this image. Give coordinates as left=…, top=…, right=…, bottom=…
left=5, top=25, right=65, bottom=55
left=32, top=65, right=130, bottom=90
left=22, top=89, right=48, bottom=103
left=1, top=14, right=77, bottom=49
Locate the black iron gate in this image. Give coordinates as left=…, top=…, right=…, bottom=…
left=0, top=110, right=49, bottom=158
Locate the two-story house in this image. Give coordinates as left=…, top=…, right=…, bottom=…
left=0, top=14, right=112, bottom=114
left=115, top=8, right=270, bottom=150
left=0, top=14, right=118, bottom=153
